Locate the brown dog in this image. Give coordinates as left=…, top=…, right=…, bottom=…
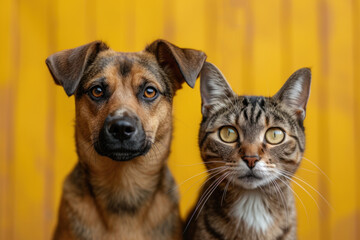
left=46, top=40, right=206, bottom=240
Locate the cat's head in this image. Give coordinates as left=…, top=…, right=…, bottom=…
left=199, top=62, right=311, bottom=190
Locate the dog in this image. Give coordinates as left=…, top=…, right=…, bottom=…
left=46, top=39, right=206, bottom=240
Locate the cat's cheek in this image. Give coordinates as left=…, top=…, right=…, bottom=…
left=254, top=160, right=275, bottom=174
left=252, top=161, right=280, bottom=185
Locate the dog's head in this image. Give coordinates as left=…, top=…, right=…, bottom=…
left=46, top=40, right=206, bottom=161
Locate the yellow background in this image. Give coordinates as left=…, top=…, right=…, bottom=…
left=0, top=0, right=359, bottom=239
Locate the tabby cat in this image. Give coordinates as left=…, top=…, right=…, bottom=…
left=184, top=62, right=311, bottom=240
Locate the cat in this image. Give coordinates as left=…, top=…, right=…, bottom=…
left=184, top=62, right=311, bottom=240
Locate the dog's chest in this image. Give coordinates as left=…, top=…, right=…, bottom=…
left=231, top=191, right=273, bottom=233
left=105, top=224, right=147, bottom=240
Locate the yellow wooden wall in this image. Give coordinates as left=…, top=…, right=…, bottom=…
left=0, top=0, right=359, bottom=239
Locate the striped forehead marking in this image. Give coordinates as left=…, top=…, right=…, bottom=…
left=240, top=96, right=266, bottom=125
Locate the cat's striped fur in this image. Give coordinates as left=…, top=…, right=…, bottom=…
left=184, top=62, right=311, bottom=240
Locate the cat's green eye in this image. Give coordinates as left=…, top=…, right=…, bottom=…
left=265, top=128, right=285, bottom=145
left=219, top=126, right=238, bottom=143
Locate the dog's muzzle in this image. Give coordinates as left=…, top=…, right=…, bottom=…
left=95, top=114, right=151, bottom=161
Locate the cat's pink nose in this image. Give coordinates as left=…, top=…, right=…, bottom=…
left=242, top=156, right=260, bottom=169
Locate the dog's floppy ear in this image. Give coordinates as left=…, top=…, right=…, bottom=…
left=45, top=41, right=109, bottom=96
left=146, top=39, right=207, bottom=89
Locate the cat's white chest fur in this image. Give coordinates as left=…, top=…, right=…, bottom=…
left=231, top=191, right=273, bottom=233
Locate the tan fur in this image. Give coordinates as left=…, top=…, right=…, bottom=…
left=46, top=40, right=206, bottom=240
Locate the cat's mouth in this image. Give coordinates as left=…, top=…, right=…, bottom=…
left=238, top=173, right=262, bottom=180
left=235, top=171, right=268, bottom=189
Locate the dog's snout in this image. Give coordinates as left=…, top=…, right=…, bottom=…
left=109, top=120, right=136, bottom=140
left=97, top=112, right=149, bottom=161
left=107, top=118, right=137, bottom=141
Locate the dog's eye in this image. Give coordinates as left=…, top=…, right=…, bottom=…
left=90, top=86, right=104, bottom=98
left=265, top=127, right=285, bottom=145
left=143, top=86, right=157, bottom=99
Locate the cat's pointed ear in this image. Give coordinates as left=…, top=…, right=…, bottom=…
left=273, top=68, right=311, bottom=120
left=200, top=62, right=235, bottom=116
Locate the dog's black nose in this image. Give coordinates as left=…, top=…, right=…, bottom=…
left=108, top=119, right=136, bottom=140
left=98, top=114, right=148, bottom=161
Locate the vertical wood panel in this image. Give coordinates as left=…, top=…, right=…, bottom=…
left=318, top=1, right=332, bottom=239
left=326, top=0, right=356, bottom=239
left=0, top=0, right=13, bottom=238
left=133, top=0, right=165, bottom=48
left=13, top=0, right=52, bottom=238
left=170, top=0, right=206, bottom=218
left=280, top=0, right=292, bottom=75
left=1, top=0, right=21, bottom=238
left=94, top=0, right=128, bottom=49
left=44, top=0, right=57, bottom=237
left=221, top=0, right=246, bottom=95
left=292, top=1, right=322, bottom=239
left=52, top=2, right=89, bottom=240
left=251, top=0, right=282, bottom=95
left=0, top=0, right=359, bottom=239
left=352, top=0, right=360, bottom=239
left=239, top=0, right=254, bottom=94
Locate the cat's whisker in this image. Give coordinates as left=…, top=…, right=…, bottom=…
left=195, top=172, right=230, bottom=220
left=270, top=179, right=289, bottom=225
left=169, top=166, right=227, bottom=193
left=279, top=170, right=333, bottom=210
left=180, top=168, right=227, bottom=197
left=185, top=168, right=229, bottom=210
left=274, top=180, right=288, bottom=222
left=175, top=161, right=225, bottom=167
left=298, top=167, right=318, bottom=174
left=184, top=170, right=229, bottom=233
left=193, top=173, right=226, bottom=215
left=225, top=162, right=239, bottom=166
left=181, top=168, right=230, bottom=222
left=203, top=152, right=222, bottom=158
left=275, top=171, right=322, bottom=212
left=276, top=177, right=309, bottom=223
left=221, top=176, right=232, bottom=206
left=302, top=156, right=331, bottom=182
left=279, top=168, right=331, bottom=207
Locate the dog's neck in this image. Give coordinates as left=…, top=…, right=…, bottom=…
left=74, top=128, right=173, bottom=215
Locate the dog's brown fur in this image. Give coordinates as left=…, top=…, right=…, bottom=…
left=46, top=40, right=206, bottom=240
